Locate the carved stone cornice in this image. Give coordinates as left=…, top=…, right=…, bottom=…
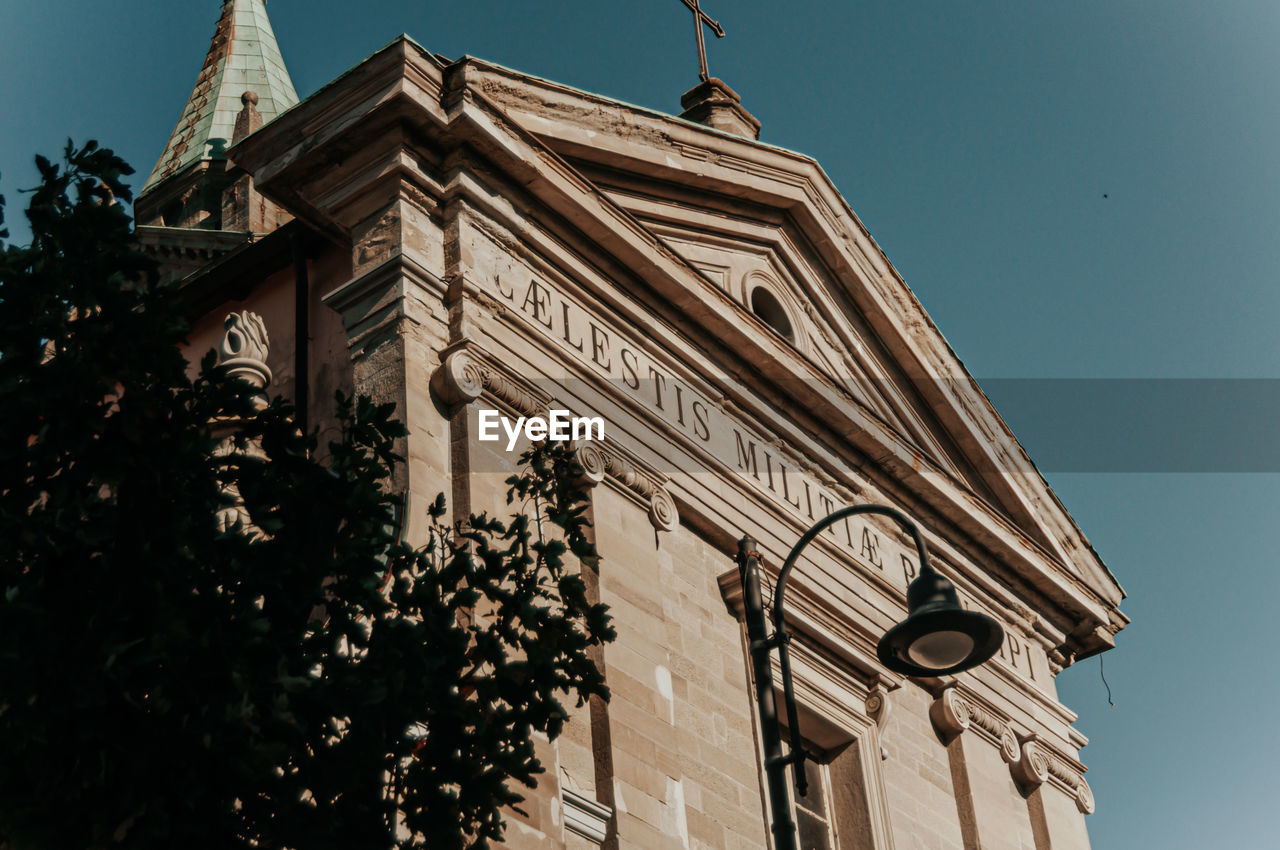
left=1047, top=648, right=1069, bottom=675
left=930, top=684, right=1019, bottom=765
left=1044, top=751, right=1078, bottom=790
left=1009, top=736, right=1051, bottom=789
left=931, top=685, right=1096, bottom=814
left=323, top=252, right=448, bottom=348
left=562, top=788, right=612, bottom=844
left=432, top=347, right=679, bottom=533
left=1033, top=737, right=1097, bottom=815
left=573, top=442, right=679, bottom=533
left=227, top=34, right=1126, bottom=670
left=432, top=346, right=552, bottom=415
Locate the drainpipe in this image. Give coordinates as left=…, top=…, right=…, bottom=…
left=290, top=231, right=310, bottom=438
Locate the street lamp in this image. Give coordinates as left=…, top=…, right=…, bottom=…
left=735, top=504, right=1004, bottom=850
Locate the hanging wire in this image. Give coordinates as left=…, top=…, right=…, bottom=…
left=1099, top=654, right=1115, bottom=707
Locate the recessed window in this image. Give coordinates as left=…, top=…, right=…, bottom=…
left=750, top=287, right=794, bottom=342
left=782, top=738, right=876, bottom=850
left=793, top=748, right=837, bottom=850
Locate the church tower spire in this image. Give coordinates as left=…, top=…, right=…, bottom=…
left=136, top=0, right=298, bottom=232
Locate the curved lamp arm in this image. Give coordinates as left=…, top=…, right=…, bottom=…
left=771, top=505, right=933, bottom=797
left=739, top=505, right=1002, bottom=847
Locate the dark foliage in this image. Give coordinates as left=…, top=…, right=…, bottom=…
left=0, top=143, right=613, bottom=849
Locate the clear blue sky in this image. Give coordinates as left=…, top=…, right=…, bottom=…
left=5, top=1, right=1279, bottom=845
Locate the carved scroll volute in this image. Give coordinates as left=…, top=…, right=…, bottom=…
left=219, top=311, right=272, bottom=393
left=432, top=349, right=484, bottom=406
left=1075, top=777, right=1095, bottom=814
left=930, top=686, right=971, bottom=742
left=570, top=441, right=679, bottom=534
left=999, top=726, right=1021, bottom=765
left=865, top=686, right=891, bottom=727
left=573, top=443, right=607, bottom=488
left=1010, top=737, right=1050, bottom=789
left=648, top=489, right=680, bottom=533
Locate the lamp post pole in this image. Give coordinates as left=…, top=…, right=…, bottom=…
left=736, top=504, right=1005, bottom=850
left=739, top=535, right=798, bottom=850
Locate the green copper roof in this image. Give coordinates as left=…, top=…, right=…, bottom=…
left=143, top=0, right=299, bottom=192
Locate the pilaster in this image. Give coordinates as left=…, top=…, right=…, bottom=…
left=322, top=202, right=452, bottom=541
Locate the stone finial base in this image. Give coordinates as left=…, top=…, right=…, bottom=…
left=679, top=77, right=762, bottom=140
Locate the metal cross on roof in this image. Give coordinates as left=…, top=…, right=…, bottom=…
left=679, top=0, right=725, bottom=82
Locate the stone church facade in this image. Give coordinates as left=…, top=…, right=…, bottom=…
left=137, top=3, right=1127, bottom=848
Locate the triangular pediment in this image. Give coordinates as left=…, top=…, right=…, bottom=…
left=457, top=64, right=1117, bottom=598
left=628, top=213, right=999, bottom=503
left=226, top=40, right=1124, bottom=655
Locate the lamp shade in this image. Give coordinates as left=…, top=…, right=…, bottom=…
left=877, top=568, right=1004, bottom=677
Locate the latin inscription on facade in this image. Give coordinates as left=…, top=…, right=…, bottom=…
left=475, top=243, right=1046, bottom=687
